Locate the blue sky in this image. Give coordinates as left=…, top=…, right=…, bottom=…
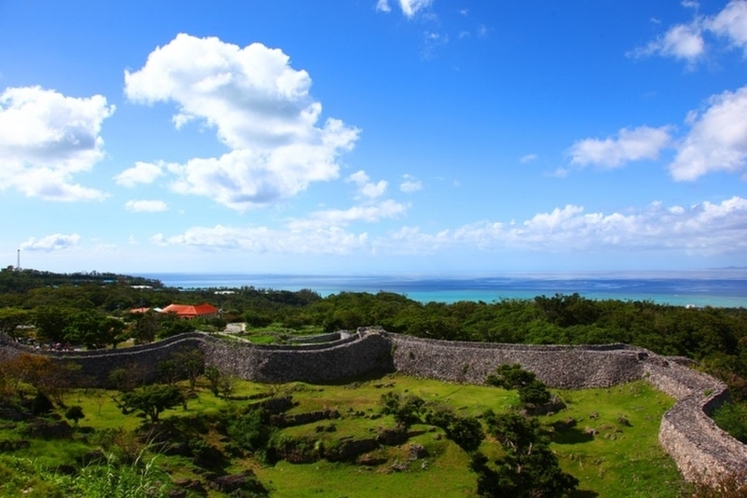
left=1, top=0, right=747, bottom=276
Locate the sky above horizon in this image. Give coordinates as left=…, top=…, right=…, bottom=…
left=1, top=0, right=747, bottom=276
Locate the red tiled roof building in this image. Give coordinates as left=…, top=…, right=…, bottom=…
left=161, top=303, right=219, bottom=320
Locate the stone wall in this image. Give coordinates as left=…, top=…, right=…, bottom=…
left=199, top=331, right=393, bottom=383
left=643, top=359, right=747, bottom=485
left=1, top=328, right=745, bottom=485
left=388, top=333, right=643, bottom=388
left=0, top=333, right=207, bottom=387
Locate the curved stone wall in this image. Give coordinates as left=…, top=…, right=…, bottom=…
left=1, top=328, right=745, bottom=485
left=199, top=332, right=393, bottom=384
left=0, top=333, right=208, bottom=387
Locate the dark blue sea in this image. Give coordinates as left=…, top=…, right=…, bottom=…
left=136, top=270, right=747, bottom=308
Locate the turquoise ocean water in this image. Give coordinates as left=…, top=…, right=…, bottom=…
left=137, top=270, right=747, bottom=308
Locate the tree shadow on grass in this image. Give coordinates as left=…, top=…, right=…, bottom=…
left=570, top=490, right=600, bottom=498
left=551, top=426, right=595, bottom=445
left=313, top=369, right=394, bottom=386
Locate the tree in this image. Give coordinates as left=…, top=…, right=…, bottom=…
left=64, top=310, right=126, bottom=349
left=227, top=408, right=275, bottom=455
left=158, top=359, right=180, bottom=385
left=120, top=384, right=185, bottom=423
left=158, top=315, right=194, bottom=339
left=486, top=363, right=537, bottom=390
left=175, top=349, right=205, bottom=392
left=471, top=410, right=579, bottom=497
left=130, top=310, right=160, bottom=344
left=380, top=392, right=425, bottom=428
left=204, top=366, right=235, bottom=398
left=2, top=354, right=75, bottom=405
left=487, top=364, right=552, bottom=408
left=33, top=305, right=77, bottom=343
left=426, top=407, right=485, bottom=452
left=0, top=307, right=31, bottom=340
left=65, top=405, right=85, bottom=426
left=205, top=366, right=224, bottom=397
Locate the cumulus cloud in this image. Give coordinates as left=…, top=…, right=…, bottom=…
left=346, top=170, right=387, bottom=200
left=124, top=34, right=360, bottom=210
left=166, top=142, right=353, bottom=209
left=520, top=154, right=538, bottom=164
left=125, top=200, right=168, bottom=212
left=287, top=170, right=405, bottom=230
left=114, top=161, right=166, bottom=187
left=670, top=86, right=747, bottom=180
left=630, top=1, right=747, bottom=64
left=570, top=126, right=672, bottom=168
left=376, top=0, right=433, bottom=18
left=384, top=197, right=747, bottom=255
left=148, top=196, right=747, bottom=258
left=0, top=86, right=114, bottom=201
left=21, top=233, right=81, bottom=251
left=399, top=174, right=422, bottom=193
left=629, top=23, right=705, bottom=63
left=707, top=0, right=747, bottom=54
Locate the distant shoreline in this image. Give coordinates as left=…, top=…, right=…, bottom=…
left=136, top=271, right=747, bottom=308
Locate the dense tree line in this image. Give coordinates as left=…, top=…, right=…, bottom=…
left=2, top=267, right=747, bottom=400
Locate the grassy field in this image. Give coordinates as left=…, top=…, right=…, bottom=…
left=0, top=374, right=690, bottom=497
left=249, top=376, right=686, bottom=498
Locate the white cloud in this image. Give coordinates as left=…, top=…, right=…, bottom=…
left=376, top=0, right=433, bottom=18
left=570, top=126, right=672, bottom=168
left=152, top=225, right=369, bottom=255
left=0, top=86, right=114, bottom=201
left=167, top=140, right=353, bottom=209
left=707, top=0, right=747, bottom=54
left=629, top=22, right=705, bottom=63
left=523, top=205, right=585, bottom=232
left=520, top=153, right=538, bottom=163
left=21, top=233, right=81, bottom=251
left=383, top=197, right=747, bottom=255
left=149, top=196, right=747, bottom=258
left=125, top=34, right=360, bottom=210
left=375, top=0, right=391, bottom=13
left=400, top=0, right=433, bottom=18
left=631, top=1, right=747, bottom=64
left=115, top=161, right=166, bottom=187
left=399, top=174, right=422, bottom=193
left=289, top=199, right=407, bottom=230
left=125, top=199, right=168, bottom=212
left=670, top=86, right=747, bottom=180
left=346, top=170, right=387, bottom=200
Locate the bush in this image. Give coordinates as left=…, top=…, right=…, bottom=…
left=380, top=392, right=425, bottom=428
left=487, top=364, right=552, bottom=409
left=226, top=408, right=275, bottom=457
left=65, top=405, right=84, bottom=426
left=426, top=407, right=484, bottom=452
left=712, top=402, right=747, bottom=444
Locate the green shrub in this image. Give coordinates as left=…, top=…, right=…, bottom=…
left=712, top=402, right=747, bottom=443
left=226, top=408, right=276, bottom=462
left=426, top=407, right=484, bottom=452
left=380, top=392, right=425, bottom=428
